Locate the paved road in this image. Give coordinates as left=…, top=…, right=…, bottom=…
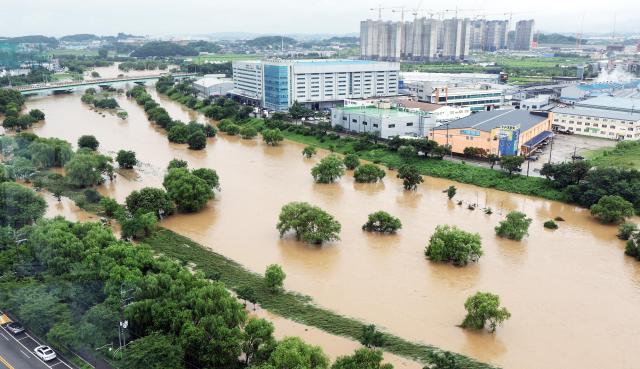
left=0, top=313, right=76, bottom=369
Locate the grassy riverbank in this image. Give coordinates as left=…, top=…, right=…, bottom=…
left=277, top=131, right=565, bottom=201
left=143, top=228, right=496, bottom=369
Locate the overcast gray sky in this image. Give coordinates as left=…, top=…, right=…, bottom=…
left=2, top=0, right=637, bottom=37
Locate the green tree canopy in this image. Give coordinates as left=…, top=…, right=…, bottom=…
left=495, top=211, right=533, bottom=241
left=590, top=195, right=634, bottom=224
left=353, top=164, right=385, bottom=183
left=191, top=168, right=220, bottom=190
left=331, top=348, right=393, bottom=369
left=311, top=155, right=345, bottom=183
left=302, top=146, right=317, bottom=158
left=242, top=317, right=275, bottom=365
left=499, top=155, right=524, bottom=175
left=163, top=168, right=213, bottom=212
left=187, top=131, right=207, bottom=150
left=360, top=325, right=384, bottom=348
left=77, top=135, right=99, bottom=151
left=123, top=332, right=185, bottom=369
left=126, top=187, right=176, bottom=218
left=362, top=211, right=402, bottom=233
left=116, top=150, right=137, bottom=169
left=265, top=264, right=286, bottom=293
left=0, top=182, right=46, bottom=228
left=64, top=151, right=113, bottom=187
left=257, top=337, right=328, bottom=369
left=397, top=164, right=423, bottom=190
left=425, top=225, right=482, bottom=266
left=461, top=292, right=511, bottom=333
left=276, top=202, right=341, bottom=244
left=167, top=158, right=188, bottom=170
left=262, top=128, right=284, bottom=146
left=343, top=154, right=360, bottom=170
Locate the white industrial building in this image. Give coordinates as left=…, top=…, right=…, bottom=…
left=331, top=104, right=436, bottom=139
left=231, top=60, right=263, bottom=104
left=393, top=99, right=472, bottom=122
left=552, top=96, right=640, bottom=140
left=406, top=81, right=505, bottom=111
left=231, top=59, right=400, bottom=111
left=192, top=75, right=234, bottom=97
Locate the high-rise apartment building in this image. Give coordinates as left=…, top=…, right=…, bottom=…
left=360, top=17, right=526, bottom=60
left=514, top=20, right=535, bottom=50
left=405, top=18, right=439, bottom=60
left=483, top=20, right=509, bottom=51
left=442, top=19, right=470, bottom=60
left=360, top=20, right=402, bottom=61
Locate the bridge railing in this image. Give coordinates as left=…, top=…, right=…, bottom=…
left=10, top=73, right=197, bottom=91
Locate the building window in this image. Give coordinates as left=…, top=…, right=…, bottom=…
left=406, top=122, right=413, bottom=127
left=342, top=117, right=347, bottom=121
left=373, top=124, right=379, bottom=128
left=388, top=124, right=396, bottom=128
left=352, top=119, right=357, bottom=123
left=363, top=122, right=368, bottom=126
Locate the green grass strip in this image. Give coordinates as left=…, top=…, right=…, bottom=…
left=142, top=228, right=498, bottom=369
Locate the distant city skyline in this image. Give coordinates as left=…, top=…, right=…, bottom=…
left=2, top=0, right=638, bottom=38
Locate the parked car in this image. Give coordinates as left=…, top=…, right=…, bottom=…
left=526, top=155, right=539, bottom=161
left=34, top=345, right=57, bottom=361
left=5, top=322, right=24, bottom=334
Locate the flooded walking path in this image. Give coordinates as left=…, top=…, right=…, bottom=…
left=25, top=87, right=640, bottom=369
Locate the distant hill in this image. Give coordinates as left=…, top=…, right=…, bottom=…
left=4, top=35, right=58, bottom=46
left=537, top=33, right=584, bottom=45
left=324, top=36, right=359, bottom=44
left=59, top=34, right=100, bottom=42
left=187, top=40, right=221, bottom=53
left=131, top=41, right=198, bottom=57
left=246, top=36, right=298, bottom=48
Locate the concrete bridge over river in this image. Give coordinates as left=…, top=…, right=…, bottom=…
left=6, top=73, right=197, bottom=95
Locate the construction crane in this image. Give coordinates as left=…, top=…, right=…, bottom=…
left=391, top=7, right=407, bottom=22
left=413, top=9, right=447, bottom=20
left=443, top=7, right=481, bottom=19
left=370, top=5, right=406, bottom=20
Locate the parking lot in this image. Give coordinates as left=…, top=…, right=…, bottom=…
left=0, top=312, right=77, bottom=369
left=525, top=133, right=617, bottom=175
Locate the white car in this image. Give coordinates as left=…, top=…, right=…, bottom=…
left=34, top=345, right=56, bottom=361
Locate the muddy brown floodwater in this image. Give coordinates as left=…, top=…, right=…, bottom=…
left=25, top=87, right=640, bottom=369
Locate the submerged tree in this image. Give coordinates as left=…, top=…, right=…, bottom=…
left=425, top=225, right=483, bottom=266
left=360, top=325, right=384, bottom=348
left=311, top=155, right=345, bottom=184
left=276, top=202, right=341, bottom=244
left=362, top=211, right=402, bottom=234
left=397, top=164, right=423, bottom=190
left=461, top=292, right=511, bottom=333
left=590, top=195, right=634, bottom=224
left=495, top=211, right=533, bottom=241
left=353, top=164, right=385, bottom=183
left=342, top=154, right=360, bottom=170
left=302, top=146, right=317, bottom=158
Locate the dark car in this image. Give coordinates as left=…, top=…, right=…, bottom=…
left=5, top=322, right=24, bottom=334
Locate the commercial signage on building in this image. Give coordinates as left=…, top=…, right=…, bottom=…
left=498, top=124, right=521, bottom=156
left=460, top=129, right=481, bottom=136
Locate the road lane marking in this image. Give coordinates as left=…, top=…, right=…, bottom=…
left=0, top=332, right=8, bottom=341
left=0, top=354, right=15, bottom=369
left=0, top=321, right=73, bottom=369
left=19, top=349, right=30, bottom=358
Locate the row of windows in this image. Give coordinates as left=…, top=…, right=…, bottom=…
left=558, top=114, right=638, bottom=125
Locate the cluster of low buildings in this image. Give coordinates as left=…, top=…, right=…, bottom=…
left=210, top=54, right=640, bottom=157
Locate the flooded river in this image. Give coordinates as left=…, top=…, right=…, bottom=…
left=24, top=87, right=640, bottom=369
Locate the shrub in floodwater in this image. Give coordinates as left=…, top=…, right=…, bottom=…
left=543, top=220, right=558, bottom=230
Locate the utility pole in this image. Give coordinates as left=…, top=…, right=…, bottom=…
left=117, top=283, right=134, bottom=356
left=547, top=136, right=554, bottom=164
